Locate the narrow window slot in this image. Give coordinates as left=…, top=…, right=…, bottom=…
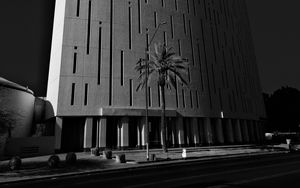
left=182, top=89, right=186, bottom=108
left=76, top=0, right=80, bottom=17
left=197, top=43, right=204, bottom=91
left=183, top=14, right=187, bottom=35
left=178, top=39, right=181, bottom=56
left=154, top=11, right=157, bottom=28
left=148, top=87, right=152, bottom=107
left=190, top=90, right=193, bottom=108
left=86, top=0, right=91, bottom=54
left=163, top=31, right=167, bottom=46
left=98, top=26, right=102, bottom=85
left=188, top=20, right=195, bottom=66
left=109, top=0, right=114, bottom=106
left=129, top=79, right=133, bottom=106
left=73, top=53, right=77, bottom=74
left=170, top=15, right=174, bottom=38
left=128, top=6, right=132, bottom=49
left=195, top=90, right=199, bottom=108
left=71, top=83, right=75, bottom=105
left=84, top=83, right=88, bottom=106
left=158, top=85, right=161, bottom=107
left=138, top=0, right=141, bottom=33
left=175, top=0, right=178, bottom=11
left=121, top=50, right=124, bottom=86
left=186, top=0, right=190, bottom=13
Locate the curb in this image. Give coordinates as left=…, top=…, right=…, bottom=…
left=0, top=150, right=288, bottom=185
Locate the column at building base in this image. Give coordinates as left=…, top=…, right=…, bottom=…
left=176, top=117, right=185, bottom=147
left=215, top=118, right=224, bottom=145
left=54, top=117, right=63, bottom=153
left=83, top=117, right=93, bottom=152
left=97, top=117, right=107, bottom=149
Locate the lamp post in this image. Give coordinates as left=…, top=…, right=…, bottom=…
left=145, top=21, right=167, bottom=160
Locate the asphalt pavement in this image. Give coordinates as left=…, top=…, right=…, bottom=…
left=0, top=144, right=291, bottom=186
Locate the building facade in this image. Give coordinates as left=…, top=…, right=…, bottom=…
left=47, top=0, right=266, bottom=152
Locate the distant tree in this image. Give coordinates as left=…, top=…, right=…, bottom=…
left=264, top=87, right=300, bottom=132
left=135, top=43, right=189, bottom=152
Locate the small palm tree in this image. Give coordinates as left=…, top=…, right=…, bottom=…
left=135, top=43, right=189, bottom=152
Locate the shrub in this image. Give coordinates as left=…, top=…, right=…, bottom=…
left=115, top=154, right=126, bottom=163
left=8, top=156, right=22, bottom=170
left=103, top=150, right=112, bottom=159
left=91, top=147, right=100, bottom=156
left=65, top=152, right=77, bottom=165
left=48, top=155, right=60, bottom=168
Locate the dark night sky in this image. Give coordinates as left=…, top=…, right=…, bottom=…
left=0, top=0, right=299, bottom=96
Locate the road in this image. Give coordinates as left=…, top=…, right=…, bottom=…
left=2, top=152, right=300, bottom=188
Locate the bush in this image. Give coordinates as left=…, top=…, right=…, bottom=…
left=115, top=154, right=126, bottom=163
left=65, top=152, right=77, bottom=165
left=91, top=147, right=100, bottom=156
left=48, top=155, right=60, bottom=168
left=8, top=156, right=22, bottom=170
left=103, top=150, right=112, bottom=159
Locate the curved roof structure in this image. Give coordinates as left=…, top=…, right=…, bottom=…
left=0, top=77, right=34, bottom=95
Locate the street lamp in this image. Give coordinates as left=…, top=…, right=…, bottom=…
left=145, top=21, right=167, bottom=161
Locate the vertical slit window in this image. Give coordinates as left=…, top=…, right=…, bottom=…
left=129, top=79, right=133, bottom=106
left=175, top=81, right=179, bottom=108
left=158, top=85, right=161, bottom=107
left=128, top=6, right=132, bottom=49
left=203, top=0, right=207, bottom=19
left=73, top=53, right=77, bottom=74
left=175, top=0, right=178, bottom=11
left=210, top=26, right=217, bottom=64
left=190, top=90, right=193, bottom=108
left=148, top=87, right=152, bottom=107
left=154, top=11, right=157, bottom=28
left=178, top=39, right=182, bottom=56
left=182, top=89, right=186, bottom=108
left=163, top=31, right=167, bottom=46
left=186, top=0, right=190, bottom=13
left=121, top=50, right=124, bottom=86
left=183, top=14, right=187, bottom=35
left=98, top=26, right=102, bottom=85
left=109, top=0, right=114, bottom=106
left=170, top=15, right=174, bottom=39
left=76, top=0, right=80, bottom=17
left=219, top=88, right=223, bottom=110
left=192, top=0, right=196, bottom=16
left=201, top=19, right=212, bottom=109
left=195, top=90, right=199, bottom=108
left=161, top=0, right=164, bottom=7
left=86, top=0, right=91, bottom=54
left=212, top=64, right=217, bottom=93
left=71, top=83, right=75, bottom=105
left=84, top=83, right=88, bottom=106
left=138, top=0, right=141, bottom=33
left=188, top=67, right=191, bottom=83
left=197, top=43, right=204, bottom=91
left=188, top=20, right=195, bottom=66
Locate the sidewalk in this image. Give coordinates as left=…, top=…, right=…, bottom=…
left=0, top=144, right=289, bottom=184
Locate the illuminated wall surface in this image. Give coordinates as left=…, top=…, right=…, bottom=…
left=47, top=0, right=266, bottom=150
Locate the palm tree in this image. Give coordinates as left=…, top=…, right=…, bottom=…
left=135, top=43, right=189, bottom=152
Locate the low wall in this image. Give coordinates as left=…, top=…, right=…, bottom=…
left=4, top=136, right=55, bottom=158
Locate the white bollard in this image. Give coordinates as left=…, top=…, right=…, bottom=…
left=182, top=148, right=187, bottom=159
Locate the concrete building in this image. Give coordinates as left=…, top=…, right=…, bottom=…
left=47, top=0, right=266, bottom=152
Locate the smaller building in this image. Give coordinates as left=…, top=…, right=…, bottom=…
left=0, top=77, right=55, bottom=159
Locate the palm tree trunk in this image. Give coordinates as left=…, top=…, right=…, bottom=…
left=160, top=85, right=167, bottom=152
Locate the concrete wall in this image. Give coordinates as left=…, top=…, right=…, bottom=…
left=0, top=86, right=35, bottom=138
left=4, top=136, right=55, bottom=158
left=47, top=0, right=265, bottom=121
